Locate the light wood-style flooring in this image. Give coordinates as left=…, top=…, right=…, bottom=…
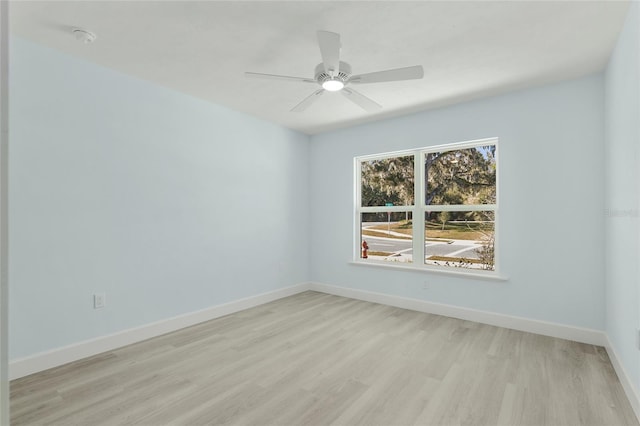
left=11, top=291, right=639, bottom=425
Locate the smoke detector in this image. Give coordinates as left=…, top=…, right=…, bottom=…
left=72, top=28, right=96, bottom=44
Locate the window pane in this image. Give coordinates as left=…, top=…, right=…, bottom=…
left=361, top=155, right=415, bottom=207
left=425, top=211, right=495, bottom=270
left=425, top=145, right=496, bottom=206
left=361, top=212, right=413, bottom=263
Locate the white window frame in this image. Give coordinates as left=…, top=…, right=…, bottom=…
left=354, top=137, right=500, bottom=277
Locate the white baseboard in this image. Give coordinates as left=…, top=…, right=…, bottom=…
left=9, top=281, right=606, bottom=375
left=9, top=283, right=311, bottom=380
left=11, top=280, right=639, bottom=423
left=310, top=282, right=640, bottom=423
left=309, top=282, right=606, bottom=346
left=603, top=335, right=640, bottom=422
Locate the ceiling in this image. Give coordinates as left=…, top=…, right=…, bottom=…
left=9, top=1, right=631, bottom=135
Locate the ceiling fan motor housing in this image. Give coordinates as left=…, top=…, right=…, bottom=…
left=315, top=61, right=351, bottom=85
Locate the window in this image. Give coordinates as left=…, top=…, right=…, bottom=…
left=356, top=138, right=498, bottom=273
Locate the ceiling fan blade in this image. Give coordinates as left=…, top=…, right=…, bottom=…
left=341, top=88, right=382, bottom=112
left=350, top=65, right=424, bottom=84
left=291, top=89, right=325, bottom=112
left=317, top=31, right=341, bottom=77
left=245, top=72, right=316, bottom=84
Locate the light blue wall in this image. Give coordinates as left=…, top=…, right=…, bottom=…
left=10, top=16, right=632, bottom=366
left=310, top=75, right=605, bottom=330
left=9, top=38, right=310, bottom=359
left=605, top=1, right=640, bottom=395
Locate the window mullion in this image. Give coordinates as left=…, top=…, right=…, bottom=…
left=413, top=152, right=425, bottom=265
left=425, top=204, right=497, bottom=212
left=360, top=205, right=413, bottom=213
left=354, top=158, right=362, bottom=260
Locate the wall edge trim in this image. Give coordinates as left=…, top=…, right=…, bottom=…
left=9, top=283, right=312, bottom=380
left=309, top=282, right=605, bottom=345
left=603, top=334, right=640, bottom=423
left=12, top=281, right=617, bottom=397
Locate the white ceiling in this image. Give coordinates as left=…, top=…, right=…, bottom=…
left=10, top=1, right=630, bottom=135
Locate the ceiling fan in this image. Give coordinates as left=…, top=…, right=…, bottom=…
left=245, top=31, right=424, bottom=113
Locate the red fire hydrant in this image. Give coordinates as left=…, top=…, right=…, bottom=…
left=362, top=240, right=369, bottom=259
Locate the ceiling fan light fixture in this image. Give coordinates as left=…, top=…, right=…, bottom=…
left=322, top=79, right=344, bottom=92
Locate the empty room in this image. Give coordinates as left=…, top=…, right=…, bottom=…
left=1, top=0, right=639, bottom=424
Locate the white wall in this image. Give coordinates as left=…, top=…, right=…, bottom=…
left=310, top=74, right=605, bottom=330
left=0, top=1, right=10, bottom=422
left=9, top=38, right=310, bottom=360
left=605, top=0, right=640, bottom=397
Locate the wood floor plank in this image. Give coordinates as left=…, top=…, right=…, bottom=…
left=10, top=291, right=639, bottom=426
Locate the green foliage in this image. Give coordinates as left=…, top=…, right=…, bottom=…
left=361, top=155, right=414, bottom=206
left=438, top=211, right=450, bottom=230
left=360, top=145, right=496, bottom=210
left=361, top=184, right=402, bottom=207
left=475, top=229, right=495, bottom=271
left=425, top=145, right=496, bottom=206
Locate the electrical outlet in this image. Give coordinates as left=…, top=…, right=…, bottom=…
left=94, top=293, right=106, bottom=309
left=422, top=281, right=429, bottom=290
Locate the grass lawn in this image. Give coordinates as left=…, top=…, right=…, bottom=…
left=367, top=251, right=393, bottom=256
left=367, top=220, right=412, bottom=237
left=362, top=229, right=412, bottom=240
left=364, top=220, right=493, bottom=241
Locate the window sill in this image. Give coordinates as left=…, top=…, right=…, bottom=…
left=349, top=260, right=509, bottom=281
